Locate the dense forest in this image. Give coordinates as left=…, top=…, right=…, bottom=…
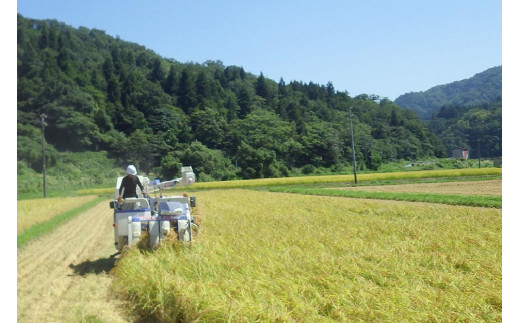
left=18, top=15, right=498, bottom=185
left=394, top=66, right=502, bottom=120
left=428, top=99, right=502, bottom=159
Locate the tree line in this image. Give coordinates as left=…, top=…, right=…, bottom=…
left=18, top=15, right=498, bottom=182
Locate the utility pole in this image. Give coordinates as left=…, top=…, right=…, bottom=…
left=349, top=107, right=357, bottom=184
left=477, top=138, right=481, bottom=169
left=40, top=113, right=48, bottom=198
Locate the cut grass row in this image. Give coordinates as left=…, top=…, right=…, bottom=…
left=269, top=187, right=502, bottom=208
left=111, top=189, right=502, bottom=321
left=17, top=196, right=107, bottom=248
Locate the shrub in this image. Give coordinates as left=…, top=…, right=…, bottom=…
left=301, top=164, right=315, bottom=175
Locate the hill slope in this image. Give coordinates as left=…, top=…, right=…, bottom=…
left=17, top=14, right=446, bottom=189
left=394, top=66, right=502, bottom=120
left=428, top=99, right=502, bottom=158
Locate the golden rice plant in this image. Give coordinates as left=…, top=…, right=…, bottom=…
left=17, top=195, right=97, bottom=234
left=112, top=189, right=501, bottom=321
left=189, top=168, right=501, bottom=189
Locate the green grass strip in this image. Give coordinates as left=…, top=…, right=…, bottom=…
left=17, top=196, right=107, bottom=248
left=269, top=187, right=502, bottom=208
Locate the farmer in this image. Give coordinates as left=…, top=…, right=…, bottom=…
left=118, top=165, right=146, bottom=203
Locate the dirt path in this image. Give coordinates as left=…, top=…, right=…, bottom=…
left=17, top=200, right=134, bottom=322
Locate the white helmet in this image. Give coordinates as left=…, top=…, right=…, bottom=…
left=126, top=165, right=137, bottom=175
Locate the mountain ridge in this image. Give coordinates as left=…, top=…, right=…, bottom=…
left=394, top=66, right=502, bottom=119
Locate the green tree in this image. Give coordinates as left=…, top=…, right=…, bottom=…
left=390, top=108, right=399, bottom=126
left=149, top=58, right=164, bottom=83
left=195, top=72, right=211, bottom=104
left=191, top=107, right=228, bottom=149
left=236, top=83, right=253, bottom=118
left=127, top=129, right=152, bottom=172
left=227, top=110, right=297, bottom=173
left=157, top=153, right=182, bottom=180
left=174, top=141, right=236, bottom=181
left=300, top=117, right=342, bottom=167
left=163, top=65, right=179, bottom=95
left=278, top=77, right=287, bottom=96
left=178, top=69, right=197, bottom=114
left=255, top=72, right=269, bottom=98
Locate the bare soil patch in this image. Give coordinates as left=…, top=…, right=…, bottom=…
left=334, top=180, right=501, bottom=196
left=17, top=200, right=133, bottom=322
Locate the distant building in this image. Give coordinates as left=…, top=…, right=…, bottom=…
left=452, top=147, right=469, bottom=160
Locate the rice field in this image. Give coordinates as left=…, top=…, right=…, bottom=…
left=112, top=189, right=502, bottom=322
left=17, top=195, right=98, bottom=234
left=189, top=168, right=502, bottom=190
left=77, top=168, right=502, bottom=195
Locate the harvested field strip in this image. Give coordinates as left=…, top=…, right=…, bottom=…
left=17, top=200, right=131, bottom=322
left=17, top=196, right=106, bottom=247
left=332, top=180, right=502, bottom=196
left=269, top=187, right=501, bottom=208
left=17, top=195, right=98, bottom=234
left=112, top=189, right=502, bottom=322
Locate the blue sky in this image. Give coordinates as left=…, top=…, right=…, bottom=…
left=15, top=0, right=502, bottom=100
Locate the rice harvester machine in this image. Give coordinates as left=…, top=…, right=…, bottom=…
left=109, top=166, right=197, bottom=251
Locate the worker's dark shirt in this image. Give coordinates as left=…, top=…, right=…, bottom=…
left=119, top=175, right=144, bottom=198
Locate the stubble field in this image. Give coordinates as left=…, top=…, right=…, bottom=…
left=333, top=179, right=502, bottom=196
left=17, top=200, right=134, bottom=322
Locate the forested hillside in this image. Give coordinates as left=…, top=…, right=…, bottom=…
left=394, top=66, right=502, bottom=120
left=428, top=99, right=502, bottom=159
left=17, top=14, right=446, bottom=183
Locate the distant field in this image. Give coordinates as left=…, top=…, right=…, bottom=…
left=17, top=195, right=98, bottom=234
left=112, top=189, right=502, bottom=322
left=331, top=180, right=502, bottom=196
left=189, top=168, right=501, bottom=189
left=76, top=168, right=502, bottom=195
